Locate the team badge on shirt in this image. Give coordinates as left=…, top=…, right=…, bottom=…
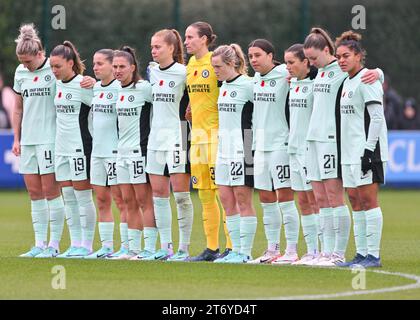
left=169, top=81, right=175, bottom=88
left=191, top=176, right=198, bottom=184
left=202, top=70, right=209, bottom=78
left=270, top=80, right=276, bottom=87
left=128, top=95, right=135, bottom=102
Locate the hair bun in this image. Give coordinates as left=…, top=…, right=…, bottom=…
left=339, top=31, right=362, bottom=42
left=18, top=24, right=39, bottom=42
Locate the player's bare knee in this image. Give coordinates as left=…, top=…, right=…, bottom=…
left=298, top=196, right=311, bottom=213
left=360, top=194, right=378, bottom=211
left=42, top=185, right=60, bottom=200
left=27, top=188, right=44, bottom=200
left=113, top=196, right=125, bottom=212
left=259, top=191, right=277, bottom=203
left=96, top=196, right=111, bottom=212
left=277, top=188, right=294, bottom=202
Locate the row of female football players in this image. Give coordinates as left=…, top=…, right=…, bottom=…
left=14, top=22, right=386, bottom=267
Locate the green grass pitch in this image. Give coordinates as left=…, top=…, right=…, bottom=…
left=0, top=189, right=419, bottom=299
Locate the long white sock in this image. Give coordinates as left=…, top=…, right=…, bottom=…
left=174, top=192, right=193, bottom=252
left=98, top=222, right=114, bottom=249
left=128, top=229, right=142, bottom=253
left=314, top=213, right=323, bottom=253
left=61, top=186, right=82, bottom=247
left=240, top=216, right=257, bottom=257
left=279, top=200, right=300, bottom=254
left=319, top=207, right=335, bottom=255
left=301, top=213, right=318, bottom=254
left=153, top=197, right=172, bottom=248
left=47, top=196, right=65, bottom=250
left=143, top=227, right=158, bottom=253
left=31, top=199, right=49, bottom=248
left=74, top=189, right=97, bottom=251
left=366, top=207, right=383, bottom=258
left=333, top=205, right=351, bottom=256
left=226, top=214, right=241, bottom=253
left=120, top=223, right=129, bottom=249
left=261, top=202, right=281, bottom=251
left=352, top=210, right=367, bottom=256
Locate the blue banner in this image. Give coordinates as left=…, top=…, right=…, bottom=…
left=0, top=130, right=25, bottom=188
left=1, top=130, right=420, bottom=188
left=386, top=130, right=420, bottom=186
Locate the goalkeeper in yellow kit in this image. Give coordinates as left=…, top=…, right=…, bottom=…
left=184, top=21, right=232, bottom=261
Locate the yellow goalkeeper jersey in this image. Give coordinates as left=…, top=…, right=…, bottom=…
left=186, top=51, right=219, bottom=144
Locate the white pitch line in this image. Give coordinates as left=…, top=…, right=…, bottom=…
left=257, top=269, right=420, bottom=300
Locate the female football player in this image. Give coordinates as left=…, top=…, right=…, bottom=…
left=335, top=31, right=387, bottom=268
left=145, top=29, right=194, bottom=261
left=184, top=21, right=232, bottom=261
left=303, top=27, right=382, bottom=266
left=211, top=44, right=256, bottom=264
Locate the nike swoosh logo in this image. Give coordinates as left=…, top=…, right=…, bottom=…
left=240, top=236, right=246, bottom=239
left=360, top=176, right=369, bottom=180
left=366, top=233, right=374, bottom=238
left=133, top=175, right=142, bottom=179
left=108, top=177, right=116, bottom=180
left=177, top=218, right=185, bottom=221
left=75, top=172, right=83, bottom=176
left=32, top=221, right=38, bottom=224
left=46, top=165, right=54, bottom=169
left=280, top=180, right=287, bottom=183
left=49, top=220, right=56, bottom=223
left=324, top=171, right=333, bottom=174
left=232, top=177, right=240, bottom=181
left=303, top=234, right=309, bottom=238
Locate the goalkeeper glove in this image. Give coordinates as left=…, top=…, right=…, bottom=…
left=361, top=149, right=374, bottom=175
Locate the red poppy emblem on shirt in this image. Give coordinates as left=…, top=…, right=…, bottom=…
left=100, top=93, right=104, bottom=99
left=223, top=91, right=227, bottom=97
left=321, top=72, right=325, bottom=78
left=342, top=91, right=346, bottom=97
left=194, top=70, right=198, bottom=76
left=120, top=95, right=124, bottom=102
left=159, top=80, right=164, bottom=86
left=261, top=80, right=265, bottom=87
left=33, top=76, right=39, bottom=82
left=295, top=86, right=300, bottom=93
left=58, top=92, right=62, bottom=98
